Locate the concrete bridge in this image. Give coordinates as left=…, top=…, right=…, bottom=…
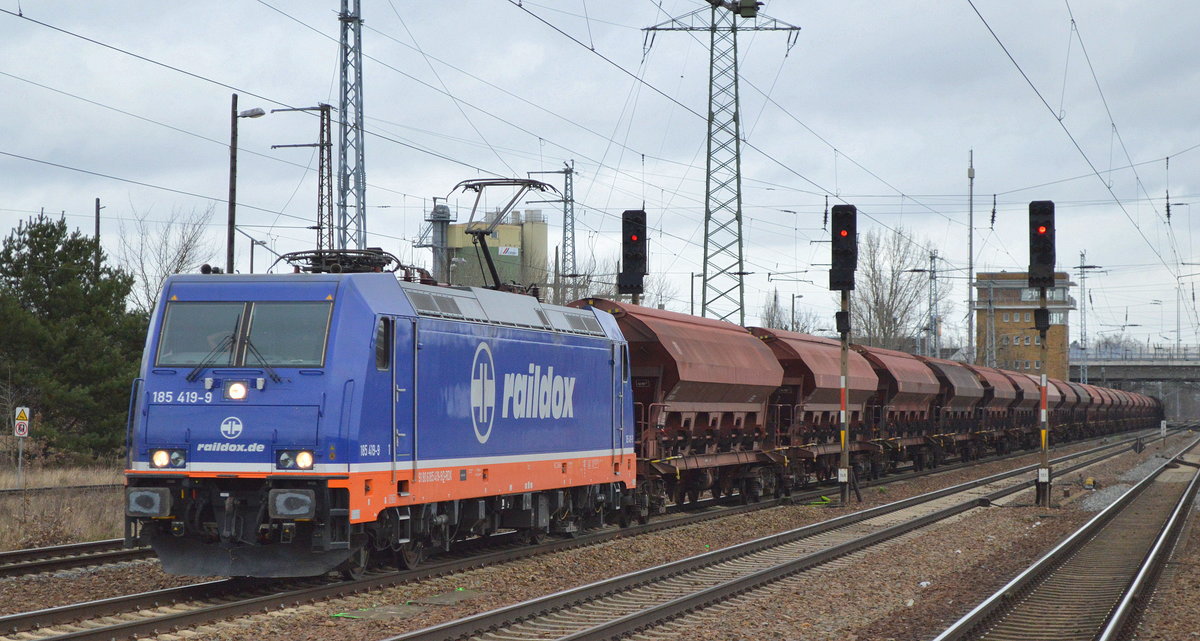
left=1068, top=358, right=1200, bottom=421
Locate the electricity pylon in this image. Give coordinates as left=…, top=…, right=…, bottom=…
left=338, top=0, right=367, bottom=249
left=646, top=1, right=799, bottom=324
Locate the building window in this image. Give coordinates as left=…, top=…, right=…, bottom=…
left=1001, top=336, right=1009, bottom=346
left=1050, top=311, right=1065, bottom=325
left=1025, top=360, right=1031, bottom=369
left=1034, top=335, right=1041, bottom=345
left=1035, top=360, right=1042, bottom=370
left=1024, top=336, right=1032, bottom=345
left=1024, top=312, right=1032, bottom=323
left=1002, top=312, right=1010, bottom=323
left=1022, top=287, right=1068, bottom=302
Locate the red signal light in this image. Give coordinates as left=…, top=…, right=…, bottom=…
left=1037, top=225, right=1047, bottom=234
left=630, top=234, right=639, bottom=242
left=839, top=229, right=848, bottom=237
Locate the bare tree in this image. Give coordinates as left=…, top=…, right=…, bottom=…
left=642, top=271, right=680, bottom=311
left=758, top=288, right=826, bottom=332
left=118, top=205, right=217, bottom=315
left=760, top=289, right=788, bottom=329
left=849, top=227, right=926, bottom=350
left=790, top=306, right=826, bottom=333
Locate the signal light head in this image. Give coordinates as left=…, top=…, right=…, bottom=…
left=1037, top=225, right=1047, bottom=234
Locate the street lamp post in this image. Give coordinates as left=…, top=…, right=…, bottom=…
left=689, top=272, right=704, bottom=316
left=227, top=93, right=266, bottom=273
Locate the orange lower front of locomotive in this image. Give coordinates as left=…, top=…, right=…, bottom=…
left=127, top=450, right=637, bottom=525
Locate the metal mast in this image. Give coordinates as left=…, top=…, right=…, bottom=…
left=528, top=161, right=577, bottom=301
left=1076, top=252, right=1102, bottom=383
left=645, top=1, right=800, bottom=324
left=967, top=150, right=975, bottom=363
left=271, top=104, right=335, bottom=252
left=338, top=0, right=367, bottom=249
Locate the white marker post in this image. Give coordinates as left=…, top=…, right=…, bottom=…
left=13, top=406, right=30, bottom=487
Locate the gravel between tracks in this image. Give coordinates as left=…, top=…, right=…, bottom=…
left=0, top=560, right=198, bottom=617
left=124, top=433, right=1193, bottom=641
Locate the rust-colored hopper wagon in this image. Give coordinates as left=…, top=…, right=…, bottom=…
left=572, top=300, right=784, bottom=504
left=750, top=328, right=878, bottom=482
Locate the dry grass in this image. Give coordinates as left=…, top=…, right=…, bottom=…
left=0, top=465, right=123, bottom=491
left=0, top=488, right=124, bottom=550
left=0, top=463, right=125, bottom=551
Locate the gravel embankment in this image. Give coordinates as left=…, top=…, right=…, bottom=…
left=133, top=433, right=1191, bottom=641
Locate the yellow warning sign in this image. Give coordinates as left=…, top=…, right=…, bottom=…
left=15, top=408, right=28, bottom=421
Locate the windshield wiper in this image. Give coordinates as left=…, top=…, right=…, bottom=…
left=243, top=336, right=283, bottom=383
left=186, top=315, right=241, bottom=382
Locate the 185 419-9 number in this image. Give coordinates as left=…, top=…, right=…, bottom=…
left=151, top=391, right=214, bottom=404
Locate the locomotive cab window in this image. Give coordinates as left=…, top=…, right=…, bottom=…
left=375, top=317, right=392, bottom=370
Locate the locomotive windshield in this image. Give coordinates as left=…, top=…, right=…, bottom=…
left=244, top=302, right=331, bottom=367
left=156, top=301, right=332, bottom=367
left=156, top=302, right=243, bottom=366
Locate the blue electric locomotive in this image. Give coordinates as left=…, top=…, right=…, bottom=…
left=125, top=270, right=637, bottom=577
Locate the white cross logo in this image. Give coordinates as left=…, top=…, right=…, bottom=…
left=470, top=342, right=496, bottom=444
left=220, top=416, right=243, bottom=439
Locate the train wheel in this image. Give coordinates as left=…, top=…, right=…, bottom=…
left=396, top=542, right=424, bottom=570
left=338, top=545, right=370, bottom=581
left=517, top=527, right=547, bottom=545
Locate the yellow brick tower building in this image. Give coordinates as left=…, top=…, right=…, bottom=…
left=974, top=271, right=1075, bottom=380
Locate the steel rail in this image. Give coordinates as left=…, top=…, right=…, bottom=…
left=0, top=428, right=1172, bottom=641
left=931, top=435, right=1200, bottom=641
left=0, top=540, right=151, bottom=578
left=0, top=427, right=1151, bottom=581
left=386, top=434, right=1160, bottom=641
left=0, top=484, right=121, bottom=496
left=1097, top=452, right=1200, bottom=641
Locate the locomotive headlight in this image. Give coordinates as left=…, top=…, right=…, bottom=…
left=151, top=449, right=170, bottom=468
left=276, top=449, right=315, bottom=470
left=294, top=450, right=314, bottom=469
left=150, top=449, right=186, bottom=469
left=224, top=380, right=249, bottom=401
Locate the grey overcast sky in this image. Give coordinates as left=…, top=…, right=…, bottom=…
left=2, top=1, right=1198, bottom=347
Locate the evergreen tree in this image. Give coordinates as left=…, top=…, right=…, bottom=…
left=0, top=215, right=146, bottom=455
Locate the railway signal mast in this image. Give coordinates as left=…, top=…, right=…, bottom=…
left=619, top=209, right=649, bottom=304
left=1028, top=200, right=1055, bottom=507
left=830, top=204, right=858, bottom=506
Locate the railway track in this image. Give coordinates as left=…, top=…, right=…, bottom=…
left=0, top=484, right=121, bottom=497
left=0, top=428, right=1160, bottom=582
left=382, top=436, right=1188, bottom=641
left=0, top=540, right=152, bottom=578
left=0, top=429, right=1177, bottom=641
left=932, top=441, right=1200, bottom=641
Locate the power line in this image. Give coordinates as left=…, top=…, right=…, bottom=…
left=966, top=0, right=1175, bottom=275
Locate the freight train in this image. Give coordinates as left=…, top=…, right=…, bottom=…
left=124, top=260, right=1161, bottom=578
